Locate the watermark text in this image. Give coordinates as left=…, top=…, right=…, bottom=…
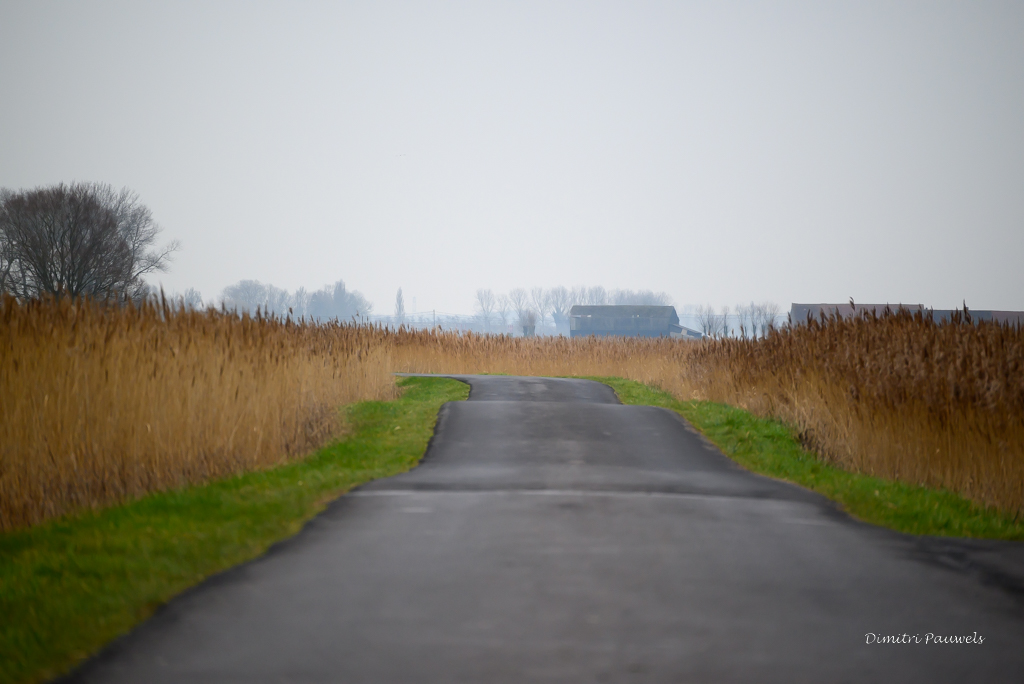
left=865, top=632, right=984, bottom=645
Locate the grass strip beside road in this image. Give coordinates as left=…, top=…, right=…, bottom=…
left=0, top=376, right=469, bottom=684
left=590, top=376, right=1024, bottom=541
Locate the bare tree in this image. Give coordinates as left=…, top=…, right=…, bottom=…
left=265, top=285, right=291, bottom=315
left=496, top=294, right=511, bottom=333
left=0, top=207, right=17, bottom=294
left=180, top=287, right=203, bottom=310
left=532, top=286, right=557, bottom=329
left=291, top=287, right=310, bottom=318
left=719, top=305, right=731, bottom=338
left=508, top=288, right=530, bottom=325
left=745, top=301, right=779, bottom=338
left=696, top=304, right=717, bottom=337
left=586, top=285, right=608, bottom=305
left=762, top=301, right=781, bottom=333
left=475, top=288, right=496, bottom=332
left=0, top=183, right=178, bottom=301
left=734, top=303, right=750, bottom=338
left=746, top=301, right=780, bottom=338
left=548, top=285, right=573, bottom=334
left=530, top=287, right=551, bottom=330
left=744, top=302, right=758, bottom=338
left=92, top=184, right=180, bottom=298
left=395, top=287, right=406, bottom=326
left=520, top=309, right=538, bottom=336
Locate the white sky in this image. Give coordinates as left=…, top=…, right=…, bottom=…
left=2, top=1, right=1022, bottom=314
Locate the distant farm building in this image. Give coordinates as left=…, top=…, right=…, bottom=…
left=790, top=303, right=1024, bottom=326
left=569, top=305, right=701, bottom=339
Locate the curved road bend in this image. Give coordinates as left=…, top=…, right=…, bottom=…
left=65, top=376, right=1024, bottom=683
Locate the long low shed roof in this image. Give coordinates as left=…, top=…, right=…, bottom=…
left=569, top=305, right=679, bottom=322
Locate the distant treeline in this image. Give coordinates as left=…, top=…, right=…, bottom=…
left=171, top=279, right=781, bottom=338
left=469, top=287, right=784, bottom=338
left=171, top=279, right=373, bottom=323
left=692, top=302, right=783, bottom=339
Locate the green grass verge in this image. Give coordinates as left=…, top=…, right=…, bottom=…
left=0, top=376, right=469, bottom=684
left=587, top=376, right=1024, bottom=541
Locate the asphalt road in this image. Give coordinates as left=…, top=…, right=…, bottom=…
left=65, top=376, right=1024, bottom=683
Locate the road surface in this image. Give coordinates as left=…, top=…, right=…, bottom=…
left=65, top=376, right=1024, bottom=683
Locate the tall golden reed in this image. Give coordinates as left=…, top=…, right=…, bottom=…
left=3, top=297, right=1021, bottom=529
left=681, top=309, right=1024, bottom=517
left=0, top=295, right=396, bottom=530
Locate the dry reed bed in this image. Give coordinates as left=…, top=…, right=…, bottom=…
left=390, top=329, right=692, bottom=382
left=0, top=296, right=396, bottom=530
left=3, top=298, right=1022, bottom=530
left=683, top=310, right=1024, bottom=517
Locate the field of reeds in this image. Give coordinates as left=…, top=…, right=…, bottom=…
left=0, top=295, right=396, bottom=530
left=684, top=309, right=1024, bottom=518
left=3, top=296, right=1022, bottom=530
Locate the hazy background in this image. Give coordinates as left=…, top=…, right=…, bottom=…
left=2, top=0, right=1022, bottom=314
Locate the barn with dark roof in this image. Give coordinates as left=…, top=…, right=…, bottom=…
left=569, top=305, right=697, bottom=338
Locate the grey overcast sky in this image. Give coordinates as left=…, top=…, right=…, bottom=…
left=2, top=1, right=1022, bottom=314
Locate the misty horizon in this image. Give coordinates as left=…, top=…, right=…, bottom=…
left=3, top=1, right=1022, bottom=313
